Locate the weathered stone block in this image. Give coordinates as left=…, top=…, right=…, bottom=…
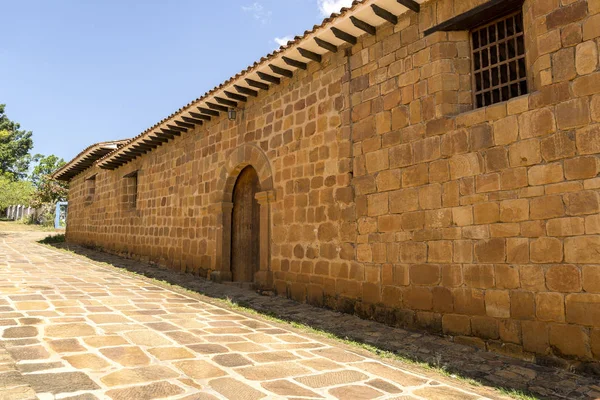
left=536, top=292, right=565, bottom=322
left=474, top=238, right=505, bottom=263
left=546, top=264, right=581, bottom=292
left=485, top=290, right=510, bottom=318
left=549, top=324, right=591, bottom=358
left=566, top=293, right=600, bottom=326
left=530, top=237, right=563, bottom=263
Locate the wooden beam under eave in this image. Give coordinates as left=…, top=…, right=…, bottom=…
left=350, top=16, right=376, bottom=35
left=256, top=71, right=280, bottom=84
left=159, top=129, right=178, bottom=139
left=331, top=27, right=357, bottom=45
left=197, top=107, right=220, bottom=116
left=234, top=85, right=259, bottom=97
left=207, top=102, right=228, bottom=112
left=371, top=4, right=398, bottom=24
left=397, top=0, right=420, bottom=12
left=181, top=116, right=205, bottom=125
left=268, top=64, right=293, bottom=78
left=174, top=120, right=195, bottom=129
left=166, top=124, right=187, bottom=133
left=298, top=47, right=322, bottom=62
left=314, top=37, right=338, bottom=53
left=215, top=97, right=237, bottom=107
left=224, top=91, right=247, bottom=102
left=189, top=111, right=211, bottom=121
left=245, top=78, right=269, bottom=90
left=282, top=56, right=307, bottom=70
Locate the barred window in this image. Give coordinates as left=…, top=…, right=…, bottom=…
left=471, top=11, right=527, bottom=108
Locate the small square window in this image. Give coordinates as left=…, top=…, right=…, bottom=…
left=85, top=175, right=96, bottom=203
left=471, top=11, right=527, bottom=108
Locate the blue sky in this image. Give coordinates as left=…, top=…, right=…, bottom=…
left=1, top=0, right=352, bottom=162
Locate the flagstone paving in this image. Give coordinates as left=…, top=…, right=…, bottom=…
left=0, top=231, right=506, bottom=399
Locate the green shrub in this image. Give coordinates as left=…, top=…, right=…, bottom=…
left=39, top=233, right=65, bottom=244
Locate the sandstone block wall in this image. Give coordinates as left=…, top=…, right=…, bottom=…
left=66, top=0, right=600, bottom=367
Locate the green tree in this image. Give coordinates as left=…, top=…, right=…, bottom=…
left=0, top=176, right=34, bottom=211
left=30, top=154, right=68, bottom=206
left=0, top=104, right=35, bottom=180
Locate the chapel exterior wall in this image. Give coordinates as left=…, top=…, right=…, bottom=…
left=66, top=0, right=600, bottom=365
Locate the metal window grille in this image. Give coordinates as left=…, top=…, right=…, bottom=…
left=471, top=10, right=527, bottom=108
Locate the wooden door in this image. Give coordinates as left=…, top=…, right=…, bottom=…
left=231, top=166, right=260, bottom=282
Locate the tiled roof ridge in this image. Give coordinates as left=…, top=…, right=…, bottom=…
left=53, top=139, right=129, bottom=180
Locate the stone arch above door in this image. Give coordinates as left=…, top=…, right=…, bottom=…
left=211, top=143, right=275, bottom=289
left=216, top=144, right=274, bottom=203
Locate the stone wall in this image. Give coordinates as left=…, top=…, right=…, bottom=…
left=66, top=0, right=600, bottom=367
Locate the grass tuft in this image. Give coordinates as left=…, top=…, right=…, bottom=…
left=38, top=233, right=66, bottom=244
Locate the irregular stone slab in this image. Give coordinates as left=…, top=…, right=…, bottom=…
left=7, top=345, right=50, bottom=361
left=3, top=339, right=38, bottom=347
left=147, top=347, right=195, bottom=360
left=210, top=377, right=266, bottom=400
left=164, top=331, right=202, bottom=344
left=329, top=385, right=383, bottom=399
left=105, top=381, right=184, bottom=400
left=87, top=314, right=131, bottom=324
left=355, top=362, right=427, bottom=387
left=237, top=362, right=311, bottom=381
left=0, top=371, right=27, bottom=388
left=367, top=378, right=403, bottom=393
left=144, top=322, right=179, bottom=331
left=61, top=394, right=99, bottom=400
left=0, top=385, right=37, bottom=400
left=24, top=372, right=99, bottom=394
left=19, top=318, right=43, bottom=325
left=17, top=362, right=64, bottom=373
left=413, top=385, right=479, bottom=400
left=101, top=365, right=179, bottom=387
left=64, top=353, right=110, bottom=370
left=174, top=360, right=226, bottom=380
left=212, top=353, right=253, bottom=367
left=49, top=339, right=86, bottom=353
left=298, top=358, right=341, bottom=371
left=83, top=335, right=128, bottom=348
left=247, top=351, right=297, bottom=363
left=9, top=295, right=45, bottom=301
left=179, top=394, right=219, bottom=400
left=262, top=380, right=323, bottom=397
left=124, top=330, right=172, bottom=346
left=100, top=346, right=150, bottom=367
left=226, top=342, right=268, bottom=353
left=187, top=343, right=229, bottom=354
left=311, top=348, right=364, bottom=362
left=14, top=302, right=49, bottom=311
left=3, top=326, right=38, bottom=338
left=45, top=323, right=97, bottom=338
left=295, top=370, right=368, bottom=388
left=204, top=335, right=247, bottom=343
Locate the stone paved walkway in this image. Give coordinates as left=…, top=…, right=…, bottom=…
left=0, top=231, right=507, bottom=400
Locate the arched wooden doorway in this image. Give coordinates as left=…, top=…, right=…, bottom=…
left=230, top=166, right=260, bottom=283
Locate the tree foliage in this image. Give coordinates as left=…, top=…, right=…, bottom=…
left=0, top=176, right=34, bottom=210
left=30, top=154, right=68, bottom=206
left=0, top=104, right=35, bottom=180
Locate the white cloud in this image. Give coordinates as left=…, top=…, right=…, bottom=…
left=274, top=36, right=293, bottom=47
left=242, top=2, right=272, bottom=24
left=317, top=0, right=354, bottom=17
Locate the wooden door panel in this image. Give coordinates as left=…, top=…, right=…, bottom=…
left=231, top=166, right=260, bottom=282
